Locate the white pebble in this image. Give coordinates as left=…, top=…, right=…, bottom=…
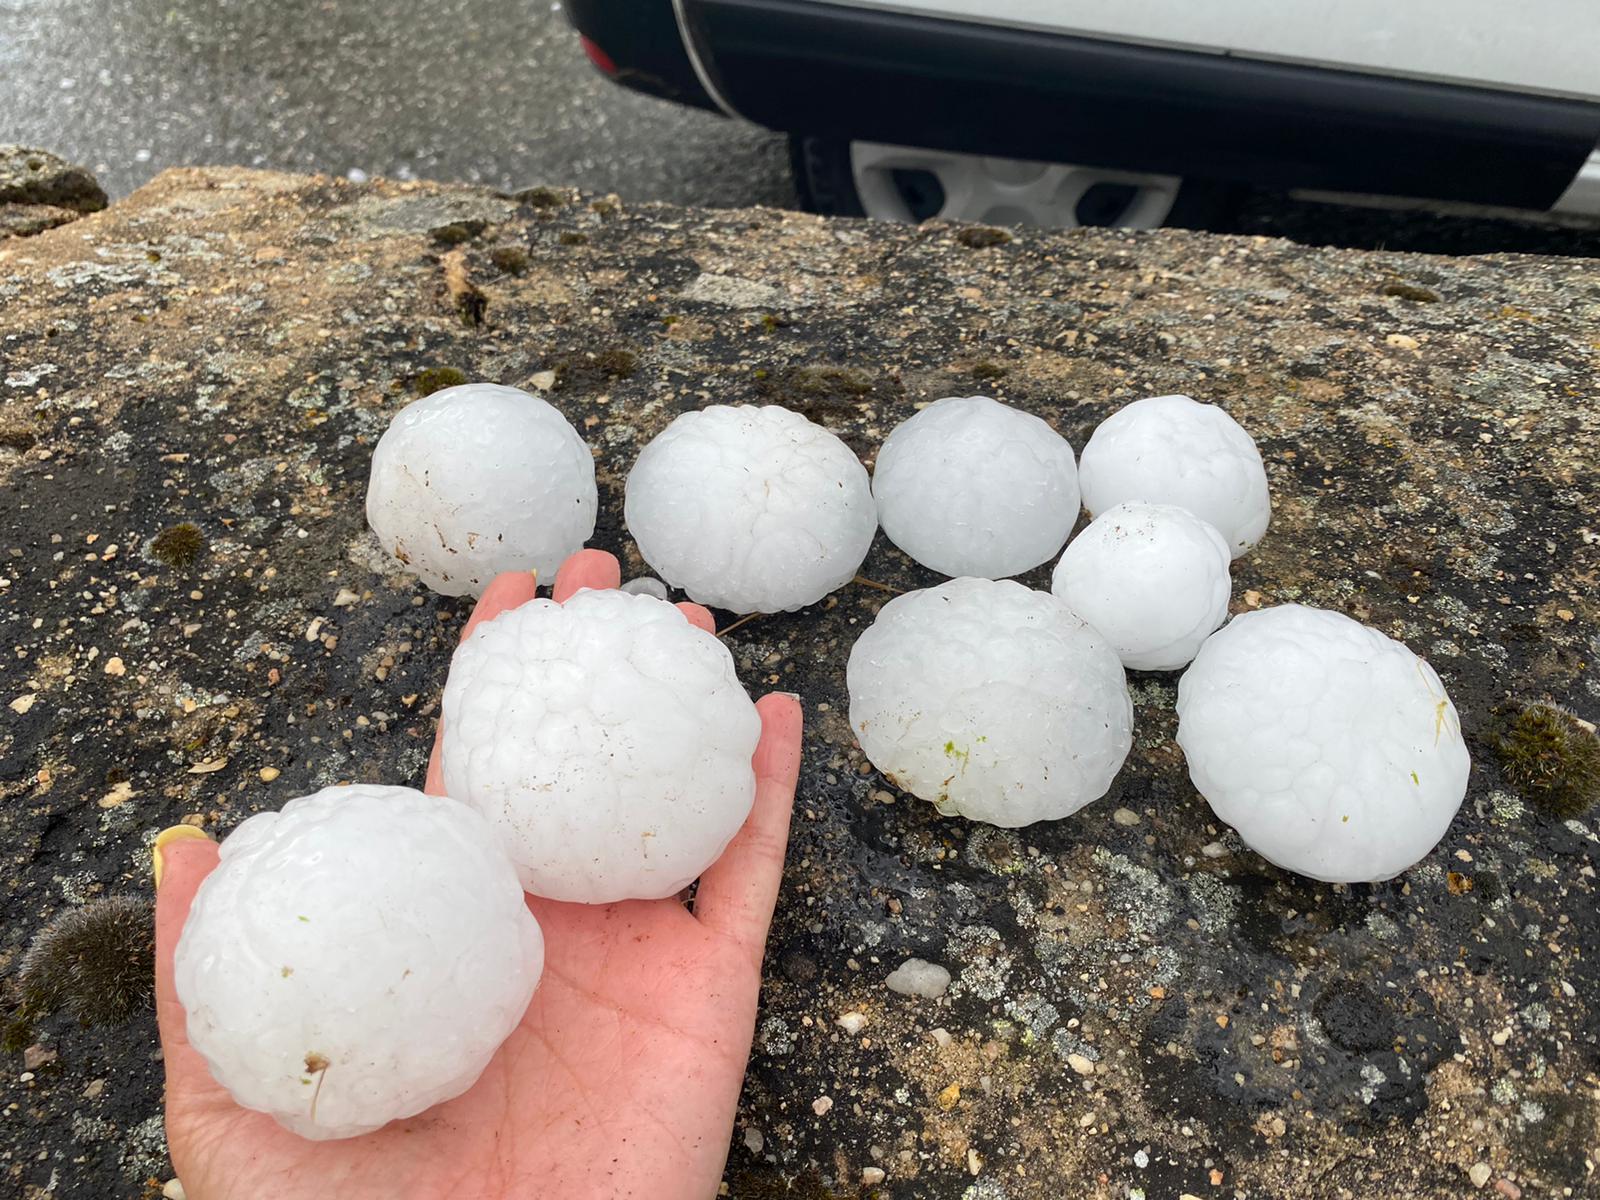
left=836, top=1011, right=869, bottom=1035
left=872, top=395, right=1079, bottom=578
left=885, top=958, right=952, bottom=998
left=1079, top=395, right=1270, bottom=558
left=625, top=405, right=876, bottom=613
left=848, top=578, right=1132, bottom=826
left=1176, top=604, right=1470, bottom=882
left=442, top=588, right=760, bottom=901
left=1052, top=502, right=1232, bottom=671
left=174, top=786, right=543, bottom=1139
left=366, top=383, right=596, bottom=595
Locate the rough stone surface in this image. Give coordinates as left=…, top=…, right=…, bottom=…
left=1, top=167, right=1597, bottom=1199
left=0, top=147, right=107, bottom=241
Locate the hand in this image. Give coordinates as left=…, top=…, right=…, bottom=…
left=154, top=549, right=803, bottom=1200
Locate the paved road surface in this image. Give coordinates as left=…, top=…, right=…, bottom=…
left=2, top=0, right=1595, bottom=255
left=0, top=0, right=794, bottom=205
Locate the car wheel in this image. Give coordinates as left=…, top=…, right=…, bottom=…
left=790, top=135, right=1236, bottom=231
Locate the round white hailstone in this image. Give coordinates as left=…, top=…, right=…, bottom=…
left=1078, top=394, right=1270, bottom=558
left=847, top=577, right=1133, bottom=827
left=173, top=785, right=543, bottom=1140
left=365, top=383, right=597, bottom=596
left=1176, top=604, right=1471, bottom=882
left=619, top=576, right=670, bottom=601
left=441, top=587, right=762, bottom=901
left=624, top=405, right=876, bottom=613
left=871, top=395, right=1081, bottom=579
left=1051, top=502, right=1232, bottom=671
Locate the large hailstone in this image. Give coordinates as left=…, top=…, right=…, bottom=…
left=624, top=405, right=876, bottom=613
left=366, top=382, right=597, bottom=596
left=174, top=785, right=543, bottom=1140
left=1078, top=394, right=1269, bottom=558
left=847, top=577, right=1133, bottom=827
left=441, top=587, right=762, bottom=901
left=1176, top=605, right=1470, bottom=882
left=1051, top=501, right=1231, bottom=671
left=872, top=395, right=1080, bottom=579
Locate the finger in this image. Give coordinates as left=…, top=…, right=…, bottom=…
left=693, top=693, right=803, bottom=965
left=676, top=601, right=715, bottom=634
left=428, top=570, right=544, bottom=795
left=552, top=549, right=621, bottom=602
left=154, top=829, right=226, bottom=1097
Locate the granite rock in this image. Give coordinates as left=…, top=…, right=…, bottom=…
left=0, top=166, right=1596, bottom=1199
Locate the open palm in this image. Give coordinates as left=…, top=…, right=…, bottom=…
left=154, top=550, right=803, bottom=1200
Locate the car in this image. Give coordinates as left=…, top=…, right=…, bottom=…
left=563, top=0, right=1600, bottom=231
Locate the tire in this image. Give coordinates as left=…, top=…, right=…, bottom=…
left=790, top=135, right=1237, bottom=232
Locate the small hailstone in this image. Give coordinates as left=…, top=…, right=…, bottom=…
left=365, top=382, right=596, bottom=596
left=1051, top=501, right=1231, bottom=671
left=619, top=575, right=670, bottom=601
left=442, top=587, right=762, bottom=901
left=1176, top=605, right=1470, bottom=882
left=624, top=405, right=876, bottom=613
left=173, top=785, right=543, bottom=1140
left=1078, top=394, right=1269, bottom=558
left=872, top=395, right=1080, bottom=578
left=847, top=577, right=1133, bottom=827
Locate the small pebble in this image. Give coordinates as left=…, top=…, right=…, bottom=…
left=836, top=1012, right=868, bottom=1035
left=162, top=1181, right=187, bottom=1200
left=743, top=1127, right=764, bottom=1154
left=967, top=1148, right=982, bottom=1175
left=861, top=1167, right=886, bottom=1185
left=929, top=1027, right=953, bottom=1047
left=1112, top=807, right=1141, bottom=826
left=1469, top=1162, right=1492, bottom=1188
left=1200, top=841, right=1227, bottom=858
left=1133, top=1149, right=1149, bottom=1169
left=258, top=766, right=281, bottom=782
left=1067, top=1053, right=1096, bottom=1076
left=1493, top=1179, right=1521, bottom=1199
left=885, top=958, right=951, bottom=998
left=813, top=1095, right=833, bottom=1117
left=1491, top=1028, right=1511, bottom=1046
left=937, top=1083, right=961, bottom=1111
left=332, top=587, right=361, bottom=607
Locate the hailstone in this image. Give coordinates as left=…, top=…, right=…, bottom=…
left=1176, top=605, right=1470, bottom=882
left=441, top=587, right=762, bottom=902
left=847, top=577, right=1133, bottom=827
left=365, top=382, right=597, bottom=595
left=173, top=785, right=543, bottom=1140
left=1051, top=502, right=1231, bottom=671
left=1078, top=394, right=1269, bottom=558
left=624, top=404, right=876, bottom=613
left=872, top=395, right=1080, bottom=579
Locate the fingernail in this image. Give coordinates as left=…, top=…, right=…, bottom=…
left=779, top=691, right=801, bottom=701
left=152, top=824, right=212, bottom=889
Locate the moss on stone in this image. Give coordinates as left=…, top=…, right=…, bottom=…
left=490, top=246, right=529, bottom=273
left=150, top=522, right=205, bottom=568
left=1381, top=282, right=1441, bottom=303
left=430, top=220, right=486, bottom=246
left=558, top=231, right=589, bottom=246
left=1493, top=702, right=1600, bottom=819
left=16, top=896, right=155, bottom=1029
left=518, top=186, right=567, bottom=209
left=414, top=366, right=468, bottom=396
left=970, top=360, right=1007, bottom=381
left=956, top=225, right=1012, bottom=248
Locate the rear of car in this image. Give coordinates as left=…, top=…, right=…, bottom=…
left=566, top=0, right=1600, bottom=228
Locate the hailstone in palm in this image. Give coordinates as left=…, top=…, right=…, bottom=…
left=365, top=382, right=597, bottom=595
left=174, top=785, right=543, bottom=1140
left=1078, top=394, right=1269, bottom=558
left=1176, top=604, right=1470, bottom=882
left=624, top=404, right=876, bottom=613
left=1051, top=502, right=1231, bottom=671
left=441, top=587, right=762, bottom=902
left=872, top=395, right=1080, bottom=578
left=847, top=577, right=1133, bottom=827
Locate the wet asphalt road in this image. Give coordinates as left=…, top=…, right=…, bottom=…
left=0, top=0, right=795, bottom=205
left=1, top=0, right=1596, bottom=255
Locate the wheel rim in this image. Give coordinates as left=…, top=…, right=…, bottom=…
left=848, top=141, right=1182, bottom=230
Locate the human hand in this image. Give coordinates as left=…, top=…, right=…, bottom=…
left=154, top=549, right=804, bottom=1200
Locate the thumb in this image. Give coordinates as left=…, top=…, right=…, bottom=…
left=153, top=827, right=223, bottom=1094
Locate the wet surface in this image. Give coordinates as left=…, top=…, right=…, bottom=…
left=1, top=169, right=1598, bottom=1198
